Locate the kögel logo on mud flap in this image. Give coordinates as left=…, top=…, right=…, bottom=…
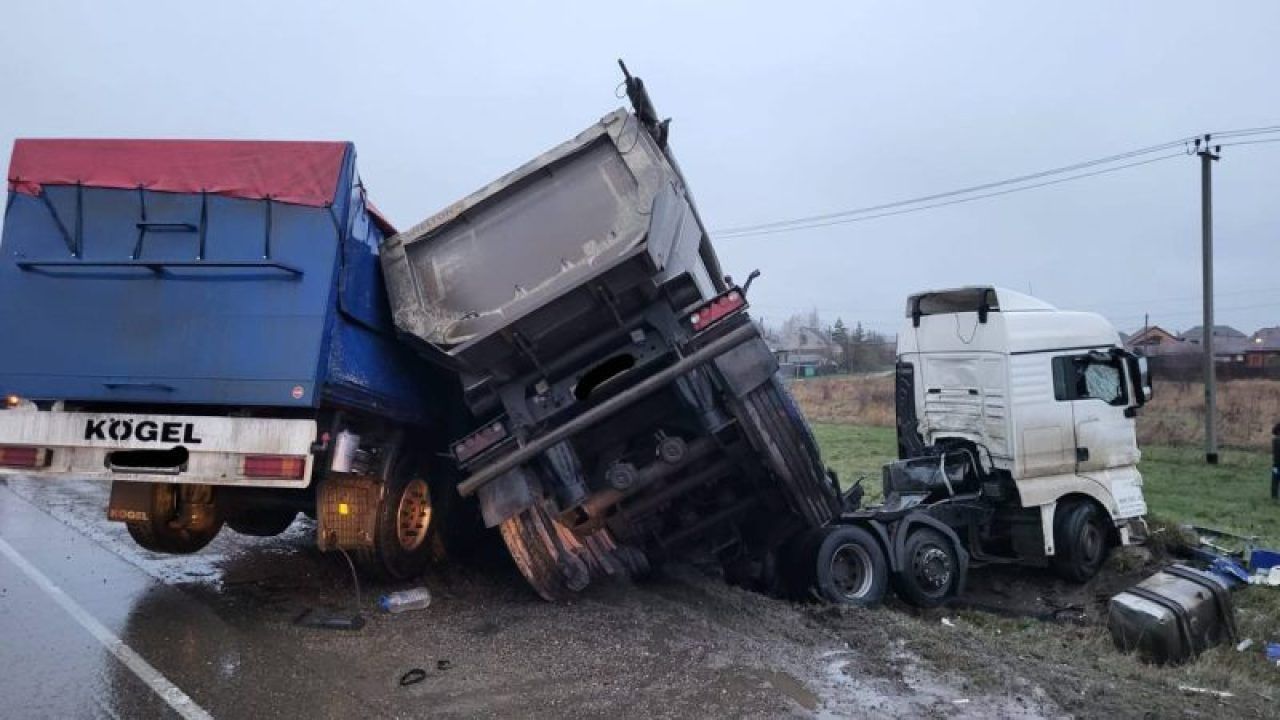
left=84, top=418, right=203, bottom=445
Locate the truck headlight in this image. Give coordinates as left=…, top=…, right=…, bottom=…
left=4, top=395, right=21, bottom=409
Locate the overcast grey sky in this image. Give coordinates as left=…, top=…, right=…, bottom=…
left=3, top=1, right=1278, bottom=336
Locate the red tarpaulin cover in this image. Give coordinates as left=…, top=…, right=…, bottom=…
left=8, top=139, right=349, bottom=208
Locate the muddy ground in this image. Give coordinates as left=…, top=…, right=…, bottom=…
left=1, top=477, right=1274, bottom=719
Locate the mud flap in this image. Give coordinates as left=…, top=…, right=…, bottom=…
left=107, top=481, right=155, bottom=523
left=478, top=466, right=536, bottom=528
left=712, top=336, right=778, bottom=398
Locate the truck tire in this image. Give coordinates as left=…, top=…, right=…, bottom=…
left=732, top=377, right=840, bottom=528
left=812, top=525, right=889, bottom=606
left=355, top=455, right=436, bottom=582
left=892, top=527, right=961, bottom=608
left=499, top=502, right=592, bottom=602
left=125, top=484, right=223, bottom=555
left=227, top=509, right=298, bottom=538
left=1051, top=500, right=1109, bottom=583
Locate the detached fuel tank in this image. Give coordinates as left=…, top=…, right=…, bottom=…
left=1107, top=564, right=1236, bottom=665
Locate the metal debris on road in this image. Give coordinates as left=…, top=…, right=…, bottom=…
left=399, top=669, right=427, bottom=687
left=1177, top=685, right=1234, bottom=699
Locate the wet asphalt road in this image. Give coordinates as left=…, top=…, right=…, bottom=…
left=0, top=476, right=1062, bottom=720
left=0, top=479, right=379, bottom=719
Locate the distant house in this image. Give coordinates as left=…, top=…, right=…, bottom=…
left=1125, top=325, right=1180, bottom=354
left=1245, top=326, right=1280, bottom=369
left=1179, top=324, right=1250, bottom=363
left=772, top=326, right=840, bottom=378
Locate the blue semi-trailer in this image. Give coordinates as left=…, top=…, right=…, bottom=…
left=0, top=139, right=463, bottom=579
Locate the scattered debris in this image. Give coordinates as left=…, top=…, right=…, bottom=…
left=951, top=698, right=970, bottom=705
left=1249, top=547, right=1280, bottom=571
left=1267, top=643, right=1280, bottom=667
left=940, top=617, right=956, bottom=628
left=380, top=587, right=432, bottom=614
left=1176, top=685, right=1234, bottom=699
left=436, top=659, right=452, bottom=671
left=1248, top=566, right=1280, bottom=587
left=399, top=668, right=427, bottom=686
left=1207, top=557, right=1251, bottom=588
left=1184, top=525, right=1259, bottom=562
left=293, top=608, right=366, bottom=631
left=1235, top=638, right=1254, bottom=652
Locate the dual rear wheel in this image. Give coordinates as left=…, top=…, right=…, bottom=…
left=353, top=457, right=437, bottom=582
left=790, top=523, right=962, bottom=608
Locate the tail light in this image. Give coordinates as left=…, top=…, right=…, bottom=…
left=0, top=446, right=48, bottom=468
left=242, top=455, right=307, bottom=480
left=689, top=289, right=747, bottom=332
left=453, top=420, right=509, bottom=464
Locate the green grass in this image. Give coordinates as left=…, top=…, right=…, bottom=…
left=1139, top=445, right=1278, bottom=546
left=808, top=423, right=896, bottom=501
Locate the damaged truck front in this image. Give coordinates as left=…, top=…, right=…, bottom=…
left=381, top=69, right=840, bottom=600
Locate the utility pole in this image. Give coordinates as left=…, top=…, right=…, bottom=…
left=1196, top=135, right=1221, bottom=465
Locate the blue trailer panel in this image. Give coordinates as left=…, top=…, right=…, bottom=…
left=0, top=140, right=440, bottom=425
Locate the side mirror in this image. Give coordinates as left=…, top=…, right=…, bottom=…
left=1120, top=351, right=1151, bottom=408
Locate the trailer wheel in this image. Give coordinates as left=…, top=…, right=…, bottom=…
left=125, top=484, right=223, bottom=555
left=227, top=508, right=298, bottom=537
left=499, top=502, right=592, bottom=602
left=892, top=527, right=960, bottom=608
left=812, top=526, right=888, bottom=606
left=355, top=455, right=435, bottom=582
left=1051, top=500, right=1109, bottom=583
left=733, top=377, right=840, bottom=528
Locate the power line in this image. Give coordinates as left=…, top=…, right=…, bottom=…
left=717, top=152, right=1185, bottom=239
left=712, top=137, right=1195, bottom=236
left=1218, top=137, right=1280, bottom=149
left=713, top=125, right=1280, bottom=239
left=1209, top=125, right=1280, bottom=139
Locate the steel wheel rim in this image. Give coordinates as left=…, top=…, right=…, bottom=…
left=912, top=544, right=953, bottom=594
left=830, top=543, right=874, bottom=599
left=396, top=477, right=432, bottom=552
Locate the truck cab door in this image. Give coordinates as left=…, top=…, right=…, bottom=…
left=1052, top=352, right=1140, bottom=473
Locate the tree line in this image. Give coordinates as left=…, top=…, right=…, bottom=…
left=759, top=310, right=897, bottom=373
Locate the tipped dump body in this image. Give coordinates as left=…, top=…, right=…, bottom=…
left=381, top=110, right=723, bottom=375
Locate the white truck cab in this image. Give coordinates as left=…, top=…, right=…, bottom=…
left=892, top=286, right=1150, bottom=579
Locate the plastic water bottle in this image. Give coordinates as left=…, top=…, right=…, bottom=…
left=378, top=587, right=432, bottom=613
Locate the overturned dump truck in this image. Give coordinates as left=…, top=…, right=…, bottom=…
left=381, top=66, right=840, bottom=599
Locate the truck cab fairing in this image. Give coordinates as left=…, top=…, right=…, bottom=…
left=897, top=286, right=1149, bottom=554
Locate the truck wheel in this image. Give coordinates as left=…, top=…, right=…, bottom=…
left=355, top=456, right=435, bottom=582
left=226, top=509, right=298, bottom=537
left=733, top=377, right=840, bottom=528
left=125, top=484, right=223, bottom=555
left=499, top=502, right=592, bottom=602
left=812, top=525, right=888, bottom=606
left=1051, top=500, right=1109, bottom=583
left=892, top=527, right=961, bottom=608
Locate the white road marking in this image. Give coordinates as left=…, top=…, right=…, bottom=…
left=0, top=536, right=214, bottom=720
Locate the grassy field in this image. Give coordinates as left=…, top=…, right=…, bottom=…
left=793, top=374, right=1280, bottom=451
left=811, top=422, right=1279, bottom=546
left=810, top=421, right=1280, bottom=697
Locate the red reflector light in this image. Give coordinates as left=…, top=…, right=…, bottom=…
left=0, top=445, right=46, bottom=468
left=242, top=455, right=307, bottom=479
left=453, top=421, right=509, bottom=464
left=689, top=290, right=746, bottom=332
